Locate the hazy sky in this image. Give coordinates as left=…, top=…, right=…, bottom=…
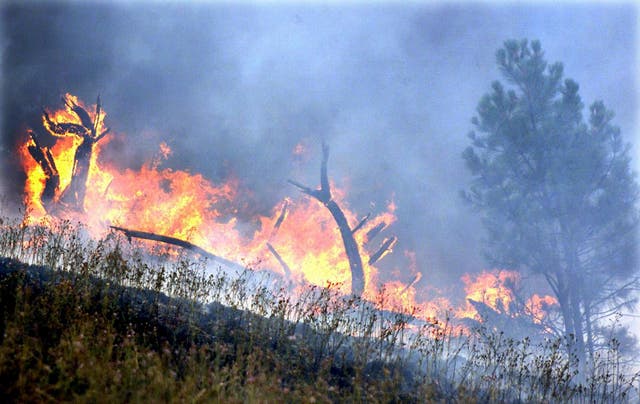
left=1, top=2, right=638, bottom=296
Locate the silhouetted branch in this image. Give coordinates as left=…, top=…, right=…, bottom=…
left=266, top=242, right=292, bottom=278
left=365, top=222, right=387, bottom=244
left=270, top=200, right=289, bottom=238
left=400, top=272, right=422, bottom=295
left=289, top=142, right=365, bottom=296
left=368, top=236, right=397, bottom=265
left=351, top=213, right=371, bottom=234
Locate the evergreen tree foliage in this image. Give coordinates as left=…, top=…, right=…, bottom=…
left=463, top=39, right=639, bottom=367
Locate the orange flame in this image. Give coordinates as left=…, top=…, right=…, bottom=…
left=456, top=269, right=558, bottom=324
left=18, top=95, right=399, bottom=298
left=526, top=294, right=559, bottom=324
left=17, top=95, right=557, bottom=330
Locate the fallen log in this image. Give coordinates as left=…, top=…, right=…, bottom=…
left=109, top=225, right=232, bottom=267
left=289, top=142, right=365, bottom=296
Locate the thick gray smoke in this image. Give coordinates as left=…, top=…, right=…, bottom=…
left=1, top=2, right=637, bottom=291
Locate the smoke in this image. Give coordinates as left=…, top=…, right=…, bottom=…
left=0, top=15, right=5, bottom=197
left=1, top=1, right=637, bottom=289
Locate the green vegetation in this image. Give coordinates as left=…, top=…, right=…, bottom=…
left=0, top=215, right=638, bottom=402
left=463, top=39, right=639, bottom=368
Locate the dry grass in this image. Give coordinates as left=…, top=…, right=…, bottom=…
left=0, top=214, right=638, bottom=403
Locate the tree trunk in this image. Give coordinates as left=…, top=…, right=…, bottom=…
left=584, top=299, right=595, bottom=365
left=288, top=142, right=365, bottom=296
left=556, top=285, right=580, bottom=366
left=26, top=130, right=60, bottom=208
left=324, top=198, right=365, bottom=295
left=37, top=95, right=110, bottom=213
left=59, top=137, right=93, bottom=210
left=569, top=286, right=587, bottom=374
left=557, top=226, right=587, bottom=374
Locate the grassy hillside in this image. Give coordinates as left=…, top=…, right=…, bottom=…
left=0, top=217, right=638, bottom=402
left=0, top=257, right=413, bottom=402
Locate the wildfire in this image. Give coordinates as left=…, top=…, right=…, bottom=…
left=527, top=294, right=559, bottom=324
left=18, top=95, right=398, bottom=297
left=456, top=269, right=558, bottom=324
left=17, top=94, right=557, bottom=330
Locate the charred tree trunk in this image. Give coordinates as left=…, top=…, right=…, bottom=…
left=289, top=143, right=365, bottom=296
left=41, top=95, right=109, bottom=211
left=26, top=130, right=60, bottom=209
left=64, top=135, right=97, bottom=206
left=270, top=200, right=289, bottom=238
left=60, top=139, right=92, bottom=208
left=267, top=201, right=293, bottom=278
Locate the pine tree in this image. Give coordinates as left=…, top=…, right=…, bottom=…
left=463, top=39, right=639, bottom=368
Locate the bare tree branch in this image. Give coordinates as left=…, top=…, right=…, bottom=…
left=266, top=242, right=292, bottom=278
left=289, top=142, right=365, bottom=296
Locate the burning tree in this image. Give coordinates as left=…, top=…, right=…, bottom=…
left=27, top=94, right=109, bottom=212
left=289, top=142, right=398, bottom=297
left=457, top=270, right=559, bottom=341
left=19, top=94, right=402, bottom=301
left=462, top=40, right=639, bottom=368
left=19, top=93, right=557, bottom=334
